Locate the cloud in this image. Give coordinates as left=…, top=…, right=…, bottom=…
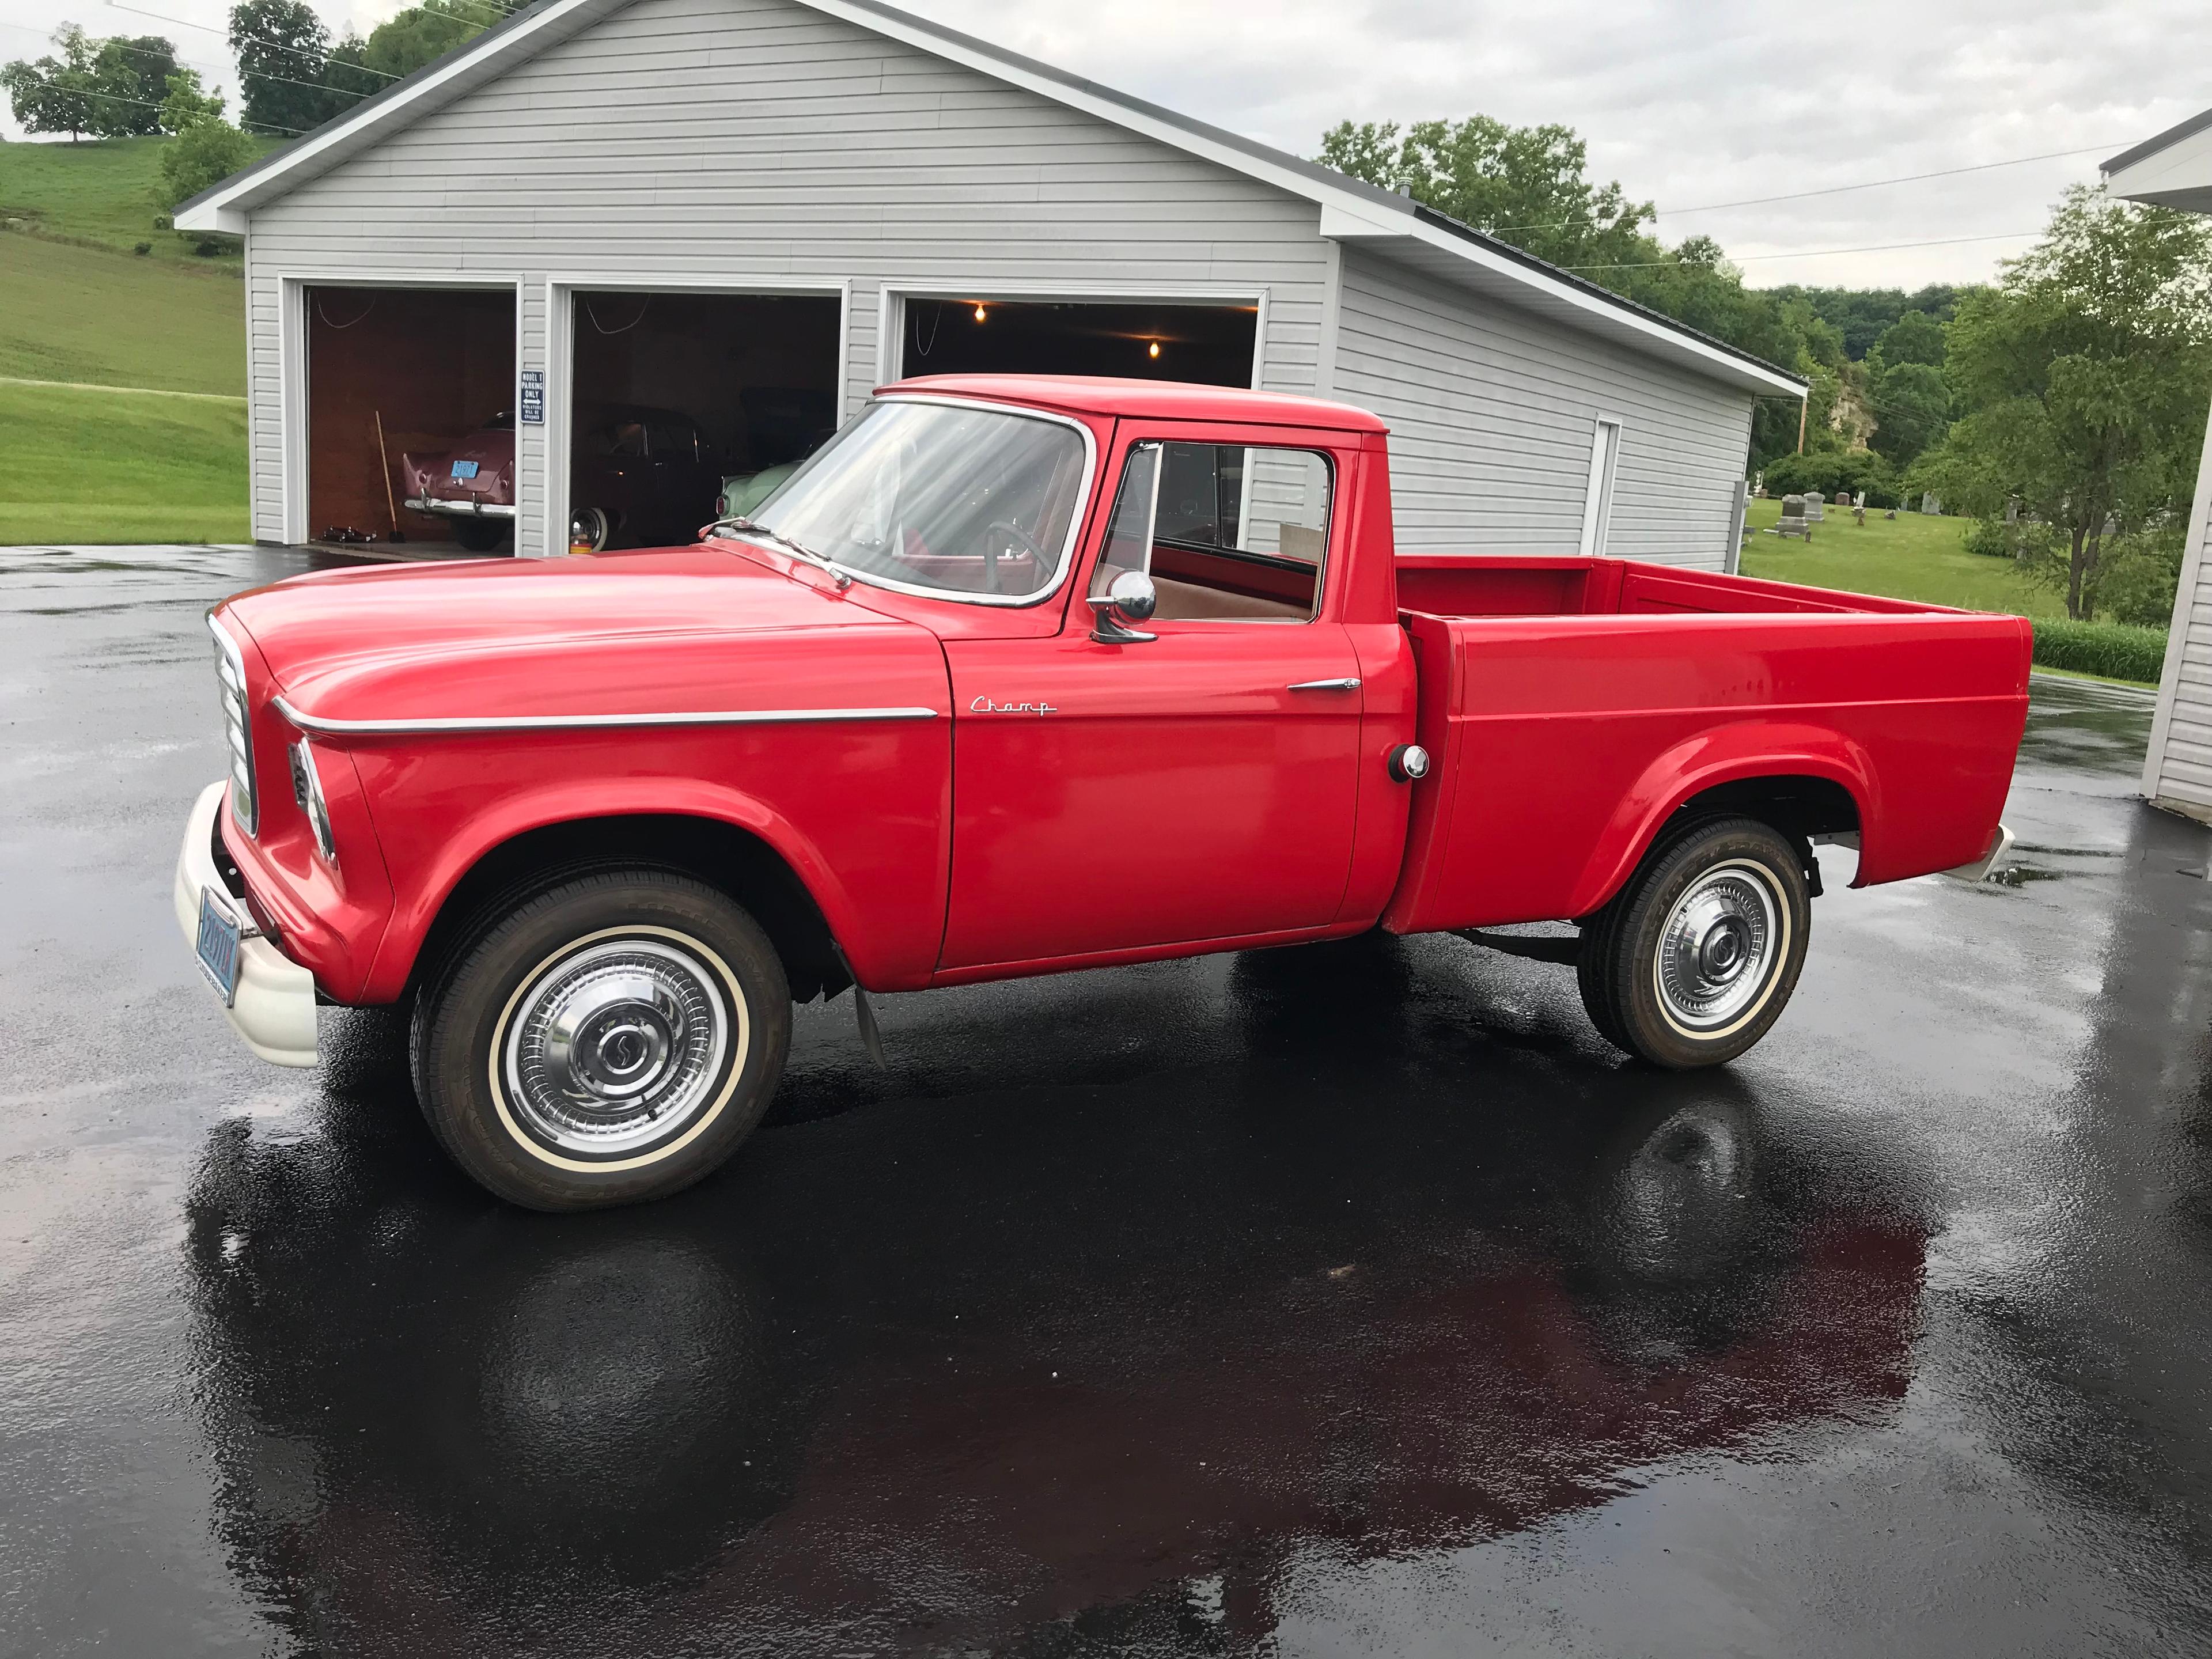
left=903, top=0, right=2210, bottom=287
left=6, top=0, right=2202, bottom=287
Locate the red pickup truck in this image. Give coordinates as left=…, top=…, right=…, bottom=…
left=176, top=376, right=2028, bottom=1210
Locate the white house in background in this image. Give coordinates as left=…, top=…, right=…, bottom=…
left=170, top=0, right=1798, bottom=564
left=2107, top=115, right=2212, bottom=821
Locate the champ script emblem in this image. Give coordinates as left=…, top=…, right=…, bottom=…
left=969, top=696, right=1058, bottom=715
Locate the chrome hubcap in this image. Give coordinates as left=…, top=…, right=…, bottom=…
left=1655, top=862, right=1781, bottom=1032
left=504, top=939, right=731, bottom=1154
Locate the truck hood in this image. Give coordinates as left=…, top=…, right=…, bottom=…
left=219, top=546, right=950, bottom=729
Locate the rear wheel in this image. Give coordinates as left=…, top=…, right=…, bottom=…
left=1577, top=817, right=1809, bottom=1069
left=411, top=870, right=790, bottom=1210
left=452, top=518, right=507, bottom=553
left=569, top=506, right=613, bottom=553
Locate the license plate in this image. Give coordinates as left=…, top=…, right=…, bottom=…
left=449, top=460, right=479, bottom=480
left=196, top=885, right=243, bottom=1007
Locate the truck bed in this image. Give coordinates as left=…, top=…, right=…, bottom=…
left=1394, top=554, right=1948, bottom=620
left=1381, top=556, right=2033, bottom=936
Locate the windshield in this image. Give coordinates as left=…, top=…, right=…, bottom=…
left=747, top=399, right=1091, bottom=601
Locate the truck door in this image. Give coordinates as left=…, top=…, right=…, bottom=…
left=941, top=431, right=1364, bottom=971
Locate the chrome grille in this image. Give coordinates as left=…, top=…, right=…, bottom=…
left=210, top=618, right=257, bottom=835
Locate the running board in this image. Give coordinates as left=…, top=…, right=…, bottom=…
left=1457, top=927, right=1581, bottom=965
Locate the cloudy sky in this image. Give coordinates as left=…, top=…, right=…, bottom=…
left=5, top=0, right=2204, bottom=289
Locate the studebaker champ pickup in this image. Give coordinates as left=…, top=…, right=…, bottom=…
left=177, top=376, right=2028, bottom=1210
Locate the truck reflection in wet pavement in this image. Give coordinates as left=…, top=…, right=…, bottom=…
left=182, top=935, right=1925, bottom=1653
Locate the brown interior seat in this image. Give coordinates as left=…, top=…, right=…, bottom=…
left=1148, top=576, right=1309, bottom=622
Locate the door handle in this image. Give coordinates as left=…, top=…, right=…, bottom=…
left=1286, top=677, right=1361, bottom=692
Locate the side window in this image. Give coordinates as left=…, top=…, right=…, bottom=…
left=1090, top=442, right=1162, bottom=595
left=1092, top=441, right=1332, bottom=622
left=647, top=419, right=697, bottom=460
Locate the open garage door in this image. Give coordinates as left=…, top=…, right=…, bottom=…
left=899, top=298, right=1257, bottom=387
left=306, top=285, right=516, bottom=553
left=566, top=291, right=842, bottom=551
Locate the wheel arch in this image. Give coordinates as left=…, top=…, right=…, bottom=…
left=388, top=811, right=853, bottom=1007
left=1567, top=724, right=1876, bottom=919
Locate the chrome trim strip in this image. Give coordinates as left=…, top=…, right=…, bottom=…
left=1286, top=677, right=1361, bottom=692
left=406, top=495, right=518, bottom=519
left=207, top=611, right=258, bottom=837
left=272, top=696, right=940, bottom=736
left=713, top=392, right=1099, bottom=611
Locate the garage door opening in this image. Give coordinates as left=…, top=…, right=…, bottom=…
left=566, top=290, right=842, bottom=550
left=900, top=298, right=1257, bottom=387
left=306, top=285, right=516, bottom=552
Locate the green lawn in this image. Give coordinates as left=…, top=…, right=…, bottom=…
left=0, top=379, right=248, bottom=545
left=1738, top=497, right=2061, bottom=618
left=0, top=141, right=263, bottom=542
left=0, top=133, right=281, bottom=271
left=0, top=233, right=245, bottom=393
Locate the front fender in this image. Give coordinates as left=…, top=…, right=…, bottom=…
left=359, top=772, right=908, bottom=1003
left=1563, top=721, right=1877, bottom=919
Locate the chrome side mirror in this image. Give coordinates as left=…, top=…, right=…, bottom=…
left=1088, top=569, right=1158, bottom=644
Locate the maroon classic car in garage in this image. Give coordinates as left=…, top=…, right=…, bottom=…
left=402, top=404, right=724, bottom=552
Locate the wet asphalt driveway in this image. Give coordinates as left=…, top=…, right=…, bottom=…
left=4, top=545, right=2211, bottom=1657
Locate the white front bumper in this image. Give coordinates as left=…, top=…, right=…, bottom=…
left=173, top=781, right=320, bottom=1067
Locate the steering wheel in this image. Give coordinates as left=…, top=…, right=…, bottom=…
left=983, top=520, right=1046, bottom=594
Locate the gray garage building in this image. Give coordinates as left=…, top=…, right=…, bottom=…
left=176, top=0, right=1802, bottom=562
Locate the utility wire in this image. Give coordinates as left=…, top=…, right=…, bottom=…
left=1563, top=229, right=2042, bottom=271
left=0, top=69, right=306, bottom=133
left=1424, top=143, right=2133, bottom=238
left=100, top=3, right=405, bottom=79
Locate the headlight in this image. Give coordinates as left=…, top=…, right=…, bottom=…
left=288, top=738, right=338, bottom=866
left=210, top=618, right=256, bottom=835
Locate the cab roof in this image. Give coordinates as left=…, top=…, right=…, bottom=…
left=882, top=374, right=1392, bottom=434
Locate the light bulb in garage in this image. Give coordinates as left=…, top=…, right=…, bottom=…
left=974, top=304, right=987, bottom=323
left=1148, top=341, right=1161, bottom=359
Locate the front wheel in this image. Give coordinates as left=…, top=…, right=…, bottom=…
left=411, top=871, right=791, bottom=1210
left=1577, top=817, right=1810, bottom=1069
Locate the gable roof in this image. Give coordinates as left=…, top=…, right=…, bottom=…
left=175, top=0, right=1805, bottom=397
left=2103, top=108, right=2212, bottom=215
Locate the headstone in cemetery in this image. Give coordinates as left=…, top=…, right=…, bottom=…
left=1775, top=494, right=1810, bottom=540
left=1921, top=493, right=1941, bottom=514
left=1853, top=502, right=1866, bottom=527
left=1804, top=491, right=1825, bottom=521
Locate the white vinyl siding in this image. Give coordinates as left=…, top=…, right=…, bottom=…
left=2143, top=399, right=2212, bottom=816
left=240, top=0, right=1334, bottom=544
left=1330, top=246, right=1756, bottom=567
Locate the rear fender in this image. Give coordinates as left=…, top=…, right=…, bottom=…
left=362, top=777, right=874, bottom=1002
left=1565, top=722, right=1877, bottom=919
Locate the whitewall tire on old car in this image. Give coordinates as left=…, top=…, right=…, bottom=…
left=1577, top=816, right=1810, bottom=1069
left=412, top=872, right=791, bottom=1210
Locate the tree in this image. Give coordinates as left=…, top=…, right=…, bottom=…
left=90, top=33, right=178, bottom=135
left=2, top=25, right=102, bottom=142
left=1314, top=112, right=1843, bottom=473
left=228, top=0, right=345, bottom=134
left=1317, top=115, right=1653, bottom=272
left=1767, top=285, right=1963, bottom=359
left=1867, top=360, right=1949, bottom=466
left=1873, top=309, right=1945, bottom=370
left=159, top=66, right=227, bottom=134
left=358, top=0, right=488, bottom=79
left=1915, top=185, right=2212, bottom=619
left=158, top=111, right=256, bottom=207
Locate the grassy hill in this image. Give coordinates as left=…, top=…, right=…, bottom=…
left=0, top=133, right=281, bottom=270
left=0, top=137, right=271, bottom=544
left=0, top=233, right=245, bottom=393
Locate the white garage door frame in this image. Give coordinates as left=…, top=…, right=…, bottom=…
left=873, top=283, right=1272, bottom=396
left=272, top=271, right=526, bottom=549
left=544, top=275, right=853, bottom=560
